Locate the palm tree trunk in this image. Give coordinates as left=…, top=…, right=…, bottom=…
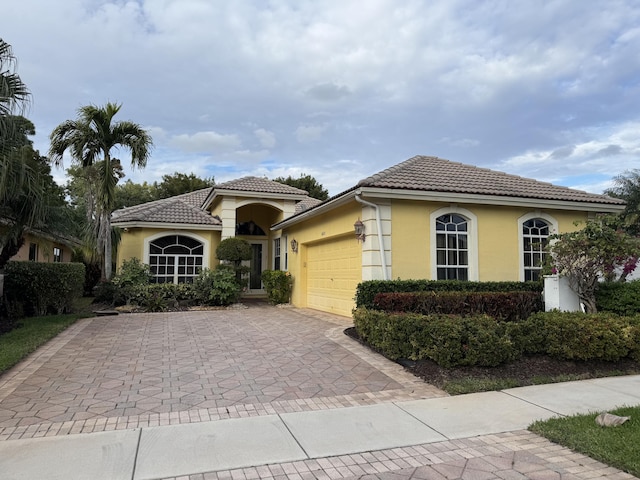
left=101, top=210, right=113, bottom=281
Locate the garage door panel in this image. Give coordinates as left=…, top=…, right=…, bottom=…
left=306, top=236, right=361, bottom=316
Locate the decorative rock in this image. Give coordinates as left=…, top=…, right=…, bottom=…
left=595, top=412, right=630, bottom=427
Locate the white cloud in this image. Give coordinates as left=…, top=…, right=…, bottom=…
left=439, top=137, right=480, bottom=148
left=254, top=128, right=276, bottom=148
left=295, top=124, right=327, bottom=143
left=171, top=131, right=241, bottom=153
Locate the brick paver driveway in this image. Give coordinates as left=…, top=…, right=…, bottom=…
left=0, top=303, right=445, bottom=440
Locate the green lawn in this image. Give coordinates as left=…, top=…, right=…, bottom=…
left=0, top=313, right=90, bottom=374
left=530, top=406, right=640, bottom=477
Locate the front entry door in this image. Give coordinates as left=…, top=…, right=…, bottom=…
left=244, top=241, right=267, bottom=294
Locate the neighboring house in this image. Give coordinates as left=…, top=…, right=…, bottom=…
left=2, top=227, right=78, bottom=264
left=112, top=155, right=625, bottom=317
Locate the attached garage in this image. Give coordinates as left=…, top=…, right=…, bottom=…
left=305, top=235, right=362, bottom=316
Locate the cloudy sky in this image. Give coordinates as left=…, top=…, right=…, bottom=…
left=4, top=0, right=640, bottom=196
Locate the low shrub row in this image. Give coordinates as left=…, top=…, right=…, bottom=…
left=355, top=279, right=542, bottom=309
left=353, top=308, right=517, bottom=367
left=597, top=280, right=640, bottom=315
left=513, top=311, right=640, bottom=362
left=95, top=259, right=241, bottom=311
left=373, top=291, right=542, bottom=322
left=353, top=308, right=640, bottom=368
left=4, top=261, right=85, bottom=317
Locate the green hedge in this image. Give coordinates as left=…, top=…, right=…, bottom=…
left=373, top=291, right=542, bottom=322
left=353, top=308, right=518, bottom=367
left=355, top=279, right=542, bottom=309
left=596, top=281, right=640, bottom=316
left=513, top=311, right=640, bottom=362
left=353, top=308, right=640, bottom=368
left=4, top=261, right=85, bottom=316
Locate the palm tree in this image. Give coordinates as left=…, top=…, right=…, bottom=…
left=0, top=39, right=46, bottom=269
left=0, top=38, right=30, bottom=154
left=49, top=102, right=153, bottom=280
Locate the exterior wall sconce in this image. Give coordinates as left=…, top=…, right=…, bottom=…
left=354, top=219, right=365, bottom=242
left=290, top=239, right=298, bottom=253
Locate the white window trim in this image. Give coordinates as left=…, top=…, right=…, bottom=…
left=143, top=231, right=211, bottom=273
left=517, top=212, right=558, bottom=282
left=430, top=206, right=479, bottom=281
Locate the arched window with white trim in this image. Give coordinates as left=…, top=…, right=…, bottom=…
left=435, top=213, right=469, bottom=280
left=518, top=213, right=558, bottom=282
left=149, top=235, right=204, bottom=283
left=431, top=207, right=478, bottom=281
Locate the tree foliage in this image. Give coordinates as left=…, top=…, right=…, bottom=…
left=604, top=169, right=640, bottom=235
left=0, top=38, right=30, bottom=158
left=109, top=173, right=214, bottom=210
left=215, top=237, right=252, bottom=286
left=273, top=174, right=329, bottom=200
left=49, top=102, right=153, bottom=280
left=548, top=216, right=640, bottom=313
left=156, top=172, right=214, bottom=199
left=114, top=179, right=157, bottom=209
left=0, top=41, right=71, bottom=268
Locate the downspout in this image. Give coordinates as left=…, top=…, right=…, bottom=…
left=355, top=195, right=389, bottom=280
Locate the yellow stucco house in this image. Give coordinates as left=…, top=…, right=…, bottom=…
left=112, top=155, right=625, bottom=317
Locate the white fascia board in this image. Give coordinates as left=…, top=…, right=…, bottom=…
left=270, top=191, right=357, bottom=230
left=358, top=187, right=625, bottom=213
left=112, top=221, right=222, bottom=231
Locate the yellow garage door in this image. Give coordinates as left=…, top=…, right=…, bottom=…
left=306, top=235, right=362, bottom=316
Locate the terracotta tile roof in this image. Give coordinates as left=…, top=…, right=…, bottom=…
left=295, top=197, right=323, bottom=213
left=357, top=155, right=625, bottom=205
left=112, top=188, right=220, bottom=226
left=214, top=176, right=309, bottom=195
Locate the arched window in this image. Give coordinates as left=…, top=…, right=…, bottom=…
left=522, top=218, right=550, bottom=281
left=435, top=213, right=469, bottom=280
left=149, top=235, right=204, bottom=283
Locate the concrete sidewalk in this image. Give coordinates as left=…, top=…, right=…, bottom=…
left=1, top=375, right=638, bottom=480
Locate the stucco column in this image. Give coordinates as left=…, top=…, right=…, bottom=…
left=361, top=201, right=391, bottom=281
left=220, top=196, right=237, bottom=240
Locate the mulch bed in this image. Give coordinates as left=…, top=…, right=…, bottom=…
left=344, top=327, right=640, bottom=390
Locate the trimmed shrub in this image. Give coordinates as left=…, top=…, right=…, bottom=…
left=596, top=281, right=640, bottom=315
left=628, top=316, right=640, bottom=362
left=373, top=291, right=542, bottom=321
left=352, top=308, right=518, bottom=367
left=505, top=315, right=548, bottom=355
left=192, top=268, right=240, bottom=306
left=528, top=311, right=636, bottom=362
left=132, top=283, right=178, bottom=312
left=216, top=238, right=252, bottom=287
left=355, top=279, right=542, bottom=309
left=261, top=270, right=293, bottom=305
left=4, top=261, right=85, bottom=316
left=111, top=258, right=152, bottom=305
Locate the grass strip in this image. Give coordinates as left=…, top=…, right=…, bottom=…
left=529, top=405, right=640, bottom=477
left=0, top=314, right=88, bottom=374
